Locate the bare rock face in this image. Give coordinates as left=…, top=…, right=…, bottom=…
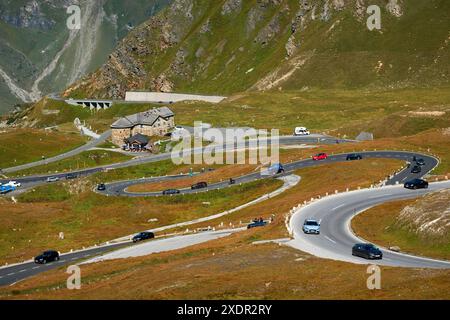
left=332, top=0, right=345, bottom=10
left=152, top=74, right=174, bottom=92
left=200, top=18, right=211, bottom=34
left=221, top=0, right=242, bottom=15
left=285, top=35, right=299, bottom=57
left=320, top=0, right=331, bottom=22
left=255, top=14, right=281, bottom=46
left=396, top=189, right=450, bottom=240
left=386, top=0, right=403, bottom=17
left=0, top=0, right=56, bottom=30
left=354, top=0, right=366, bottom=21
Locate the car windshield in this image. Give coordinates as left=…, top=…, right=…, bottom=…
left=306, top=221, right=318, bottom=226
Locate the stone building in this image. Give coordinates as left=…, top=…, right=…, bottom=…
left=111, top=107, right=175, bottom=146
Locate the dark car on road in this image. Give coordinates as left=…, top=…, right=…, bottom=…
left=163, top=189, right=181, bottom=195
left=346, top=154, right=363, bottom=161
left=411, top=165, right=422, bottom=174
left=247, top=220, right=267, bottom=229
left=97, top=183, right=106, bottom=191
left=352, top=243, right=383, bottom=260
left=404, top=179, right=429, bottom=190
left=132, top=232, right=155, bottom=243
left=66, top=173, right=78, bottom=180
left=34, top=250, right=60, bottom=264
left=416, top=158, right=426, bottom=166
left=191, top=182, right=208, bottom=190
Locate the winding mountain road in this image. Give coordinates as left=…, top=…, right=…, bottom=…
left=99, top=151, right=438, bottom=197
left=0, top=134, right=349, bottom=188
left=0, top=133, right=448, bottom=287
left=288, top=181, right=450, bottom=269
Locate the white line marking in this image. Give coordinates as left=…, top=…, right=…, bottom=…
left=18, top=269, right=26, bottom=273
left=324, top=236, right=337, bottom=244
left=32, top=266, right=39, bottom=270
left=7, top=273, right=15, bottom=276
left=332, top=204, right=345, bottom=211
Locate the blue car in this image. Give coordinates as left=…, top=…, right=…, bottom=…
left=302, top=219, right=320, bottom=234
left=0, top=185, right=16, bottom=194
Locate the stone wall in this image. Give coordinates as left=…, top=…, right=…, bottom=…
left=125, top=92, right=226, bottom=104
left=112, top=128, right=132, bottom=146
left=112, top=116, right=175, bottom=146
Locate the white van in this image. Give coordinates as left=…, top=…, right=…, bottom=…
left=294, top=127, right=310, bottom=136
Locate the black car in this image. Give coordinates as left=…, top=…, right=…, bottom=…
left=411, top=165, right=422, bottom=174
left=346, top=154, right=363, bottom=161
left=163, top=189, right=181, bottom=195
left=97, top=183, right=106, bottom=191
left=404, top=179, right=429, bottom=190
left=132, top=232, right=155, bottom=243
left=352, top=243, right=383, bottom=260
left=191, top=182, right=208, bottom=190
left=34, top=250, right=60, bottom=264
left=247, top=220, right=267, bottom=229
left=66, top=173, right=78, bottom=180
left=416, top=158, right=426, bottom=166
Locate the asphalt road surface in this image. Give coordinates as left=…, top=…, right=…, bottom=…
left=83, top=229, right=245, bottom=264
left=0, top=242, right=130, bottom=287
left=289, top=181, right=450, bottom=269
left=0, top=134, right=351, bottom=191
left=98, top=151, right=437, bottom=197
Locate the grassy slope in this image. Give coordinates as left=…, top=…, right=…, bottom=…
left=10, top=150, right=132, bottom=177
left=4, top=159, right=441, bottom=300
left=0, top=129, right=86, bottom=169
left=18, top=86, right=450, bottom=139
left=352, top=199, right=450, bottom=261
left=0, top=178, right=281, bottom=265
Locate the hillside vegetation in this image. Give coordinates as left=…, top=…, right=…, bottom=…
left=65, top=0, right=450, bottom=99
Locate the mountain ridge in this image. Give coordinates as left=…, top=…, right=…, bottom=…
left=0, top=0, right=172, bottom=114
left=64, top=0, right=450, bottom=100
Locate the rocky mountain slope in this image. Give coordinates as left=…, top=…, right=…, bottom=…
left=0, top=0, right=171, bottom=114
left=65, top=0, right=450, bottom=100
left=396, top=189, right=450, bottom=242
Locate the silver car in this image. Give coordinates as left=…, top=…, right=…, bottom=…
left=303, top=219, right=321, bottom=234
left=47, top=176, right=60, bottom=183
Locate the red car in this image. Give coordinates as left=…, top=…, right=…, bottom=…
left=312, top=153, right=328, bottom=161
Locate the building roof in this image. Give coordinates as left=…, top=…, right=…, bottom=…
left=111, top=107, right=174, bottom=129
left=125, top=133, right=149, bottom=145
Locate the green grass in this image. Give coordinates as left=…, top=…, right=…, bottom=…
left=11, top=150, right=132, bottom=177
left=19, top=86, right=450, bottom=140
left=66, top=0, right=450, bottom=100
left=0, top=129, right=87, bottom=169
left=19, top=183, right=71, bottom=203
